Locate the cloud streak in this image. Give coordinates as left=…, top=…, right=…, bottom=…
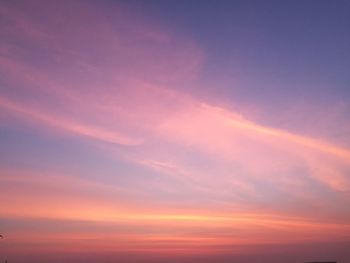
left=0, top=0, right=350, bottom=260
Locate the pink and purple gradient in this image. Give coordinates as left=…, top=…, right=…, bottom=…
left=0, top=1, right=350, bottom=262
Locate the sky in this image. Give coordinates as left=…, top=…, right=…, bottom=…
left=0, top=0, right=350, bottom=262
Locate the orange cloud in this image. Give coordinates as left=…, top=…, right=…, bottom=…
left=1, top=1, right=350, bottom=258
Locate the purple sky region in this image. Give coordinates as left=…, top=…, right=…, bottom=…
left=0, top=1, right=350, bottom=262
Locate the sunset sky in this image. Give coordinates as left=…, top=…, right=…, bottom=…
left=0, top=1, right=350, bottom=262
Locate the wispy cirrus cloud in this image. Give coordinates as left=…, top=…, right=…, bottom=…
left=0, top=96, right=142, bottom=145
left=1, top=0, right=350, bottom=259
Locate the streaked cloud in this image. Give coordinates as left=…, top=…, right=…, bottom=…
left=0, top=0, right=350, bottom=261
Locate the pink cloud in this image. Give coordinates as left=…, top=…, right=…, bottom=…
left=1, top=1, right=350, bottom=256
left=0, top=96, right=141, bottom=146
